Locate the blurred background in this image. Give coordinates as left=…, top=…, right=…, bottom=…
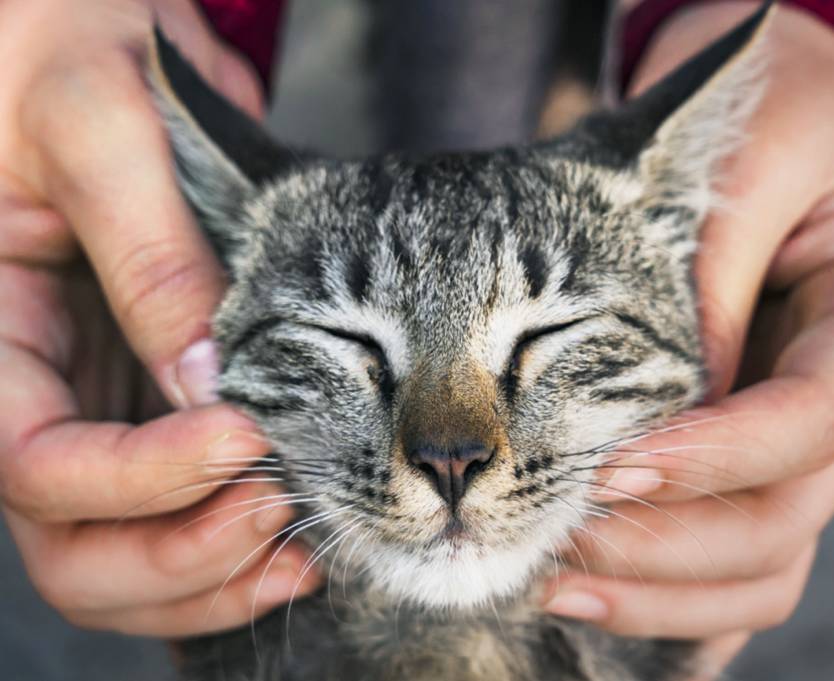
left=2, top=1, right=831, bottom=679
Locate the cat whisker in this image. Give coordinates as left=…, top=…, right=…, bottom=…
left=575, top=481, right=711, bottom=583
left=156, top=492, right=319, bottom=546
left=394, top=582, right=408, bottom=647
left=487, top=595, right=509, bottom=643
left=201, top=465, right=286, bottom=476
left=246, top=506, right=357, bottom=654
left=205, top=496, right=321, bottom=542
left=342, top=525, right=378, bottom=601
left=284, top=459, right=333, bottom=468
left=549, top=546, right=563, bottom=586
left=570, top=495, right=656, bottom=585
left=326, top=520, right=368, bottom=621
left=549, top=466, right=708, bottom=583
left=212, top=505, right=352, bottom=627
left=621, top=413, right=754, bottom=442
left=545, top=493, right=619, bottom=584
left=131, top=455, right=279, bottom=469
left=597, top=447, right=807, bottom=522
left=115, top=476, right=285, bottom=525
left=576, top=453, right=754, bottom=490
left=284, top=518, right=362, bottom=646
left=585, top=469, right=757, bottom=524
left=559, top=413, right=761, bottom=462
left=557, top=525, right=592, bottom=582
left=571, top=524, right=646, bottom=586
left=289, top=468, right=330, bottom=477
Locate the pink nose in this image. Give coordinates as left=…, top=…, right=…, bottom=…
left=407, top=443, right=494, bottom=508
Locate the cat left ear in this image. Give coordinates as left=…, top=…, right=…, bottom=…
left=147, top=27, right=295, bottom=259
left=583, top=1, right=773, bottom=211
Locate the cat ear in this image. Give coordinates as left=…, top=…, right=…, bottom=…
left=147, top=27, right=293, bottom=261
left=582, top=1, right=773, bottom=211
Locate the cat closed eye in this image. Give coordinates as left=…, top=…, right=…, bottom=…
left=310, top=324, right=395, bottom=396
left=503, top=318, right=588, bottom=398
left=309, top=324, right=388, bottom=362
left=510, top=318, right=588, bottom=361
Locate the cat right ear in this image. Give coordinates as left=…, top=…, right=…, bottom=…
left=147, top=27, right=293, bottom=262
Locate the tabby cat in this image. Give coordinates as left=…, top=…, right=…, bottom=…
left=149, top=3, right=771, bottom=679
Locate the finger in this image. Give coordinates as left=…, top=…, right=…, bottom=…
left=742, top=265, right=834, bottom=387
left=768, top=194, right=834, bottom=289
left=0, top=263, right=74, bottom=370
left=5, top=477, right=303, bottom=612
left=573, top=463, right=834, bottom=582
left=0, top=177, right=75, bottom=264
left=690, top=632, right=751, bottom=681
left=212, top=47, right=266, bottom=120
left=66, top=540, right=317, bottom=638
left=27, top=53, right=225, bottom=407
left=0, top=350, right=268, bottom=523
left=149, top=0, right=265, bottom=120
left=544, top=545, right=816, bottom=639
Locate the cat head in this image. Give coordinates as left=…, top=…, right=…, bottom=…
left=149, top=3, right=770, bottom=609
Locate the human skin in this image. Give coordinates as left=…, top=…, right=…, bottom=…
left=0, top=0, right=316, bottom=637
left=544, top=2, right=834, bottom=676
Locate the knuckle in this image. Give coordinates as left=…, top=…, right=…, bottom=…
left=25, top=55, right=162, bottom=187
left=27, top=558, right=71, bottom=611
left=146, top=512, right=218, bottom=578
left=57, top=602, right=115, bottom=632
left=60, top=608, right=98, bottom=630
left=27, top=51, right=144, bottom=147
left=33, top=564, right=103, bottom=613
left=1, top=448, right=61, bottom=522
left=756, top=577, right=806, bottom=631
left=767, top=591, right=802, bottom=629
left=754, top=527, right=801, bottom=577
left=108, top=238, right=207, bottom=334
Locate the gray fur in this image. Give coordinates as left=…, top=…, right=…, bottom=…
left=148, top=4, right=771, bottom=680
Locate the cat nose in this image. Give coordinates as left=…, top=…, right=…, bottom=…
left=407, top=443, right=494, bottom=508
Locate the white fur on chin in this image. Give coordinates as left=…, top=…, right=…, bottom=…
left=364, top=523, right=570, bottom=610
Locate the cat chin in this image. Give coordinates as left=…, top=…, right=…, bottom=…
left=364, top=526, right=566, bottom=610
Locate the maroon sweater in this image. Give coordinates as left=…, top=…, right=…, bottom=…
left=199, top=0, right=834, bottom=92
left=198, top=0, right=288, bottom=88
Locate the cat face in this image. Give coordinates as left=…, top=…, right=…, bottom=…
left=149, top=5, right=768, bottom=609
left=210, top=153, right=703, bottom=607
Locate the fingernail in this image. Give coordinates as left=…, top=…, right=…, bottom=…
left=546, top=591, right=609, bottom=621
left=205, top=429, right=270, bottom=465
left=595, top=467, right=662, bottom=501
left=172, top=338, right=220, bottom=408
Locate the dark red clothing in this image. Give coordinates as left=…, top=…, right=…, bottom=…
left=197, top=0, right=288, bottom=88
left=621, top=0, right=834, bottom=90
left=195, top=0, right=834, bottom=94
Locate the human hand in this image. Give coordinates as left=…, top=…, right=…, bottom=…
left=543, top=2, right=834, bottom=675
left=0, top=0, right=316, bottom=637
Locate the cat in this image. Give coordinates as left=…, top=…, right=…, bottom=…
left=148, top=3, right=771, bottom=679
